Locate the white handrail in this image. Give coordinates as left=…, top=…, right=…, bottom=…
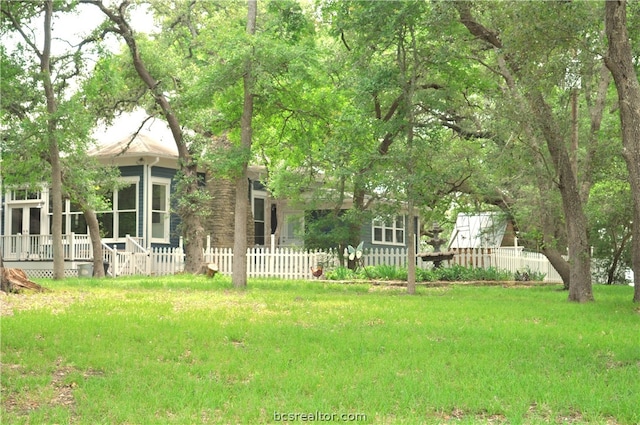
left=101, top=242, right=117, bottom=277
left=125, top=235, right=148, bottom=254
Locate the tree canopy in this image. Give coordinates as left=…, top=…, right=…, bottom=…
left=1, top=0, right=638, bottom=301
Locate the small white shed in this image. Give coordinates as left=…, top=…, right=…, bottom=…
left=448, top=212, right=514, bottom=249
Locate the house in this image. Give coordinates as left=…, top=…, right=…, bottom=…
left=1, top=117, right=420, bottom=276
left=297, top=201, right=420, bottom=252
left=82, top=113, right=420, bottom=254
left=448, top=212, right=516, bottom=249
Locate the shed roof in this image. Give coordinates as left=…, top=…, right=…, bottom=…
left=448, top=212, right=507, bottom=249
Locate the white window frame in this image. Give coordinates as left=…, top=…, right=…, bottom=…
left=252, top=193, right=267, bottom=246
left=98, top=176, right=139, bottom=242
left=64, top=200, right=88, bottom=235
left=372, top=215, right=405, bottom=246
left=46, top=190, right=89, bottom=235
left=5, top=186, right=45, bottom=235
left=7, top=187, right=88, bottom=236
left=150, top=177, right=171, bottom=243
left=10, top=188, right=43, bottom=202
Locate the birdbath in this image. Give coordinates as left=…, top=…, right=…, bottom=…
left=417, top=222, right=456, bottom=268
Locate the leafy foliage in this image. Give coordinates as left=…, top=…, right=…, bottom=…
left=303, top=209, right=365, bottom=254
left=326, top=264, right=529, bottom=282
left=1, top=2, right=121, bottom=212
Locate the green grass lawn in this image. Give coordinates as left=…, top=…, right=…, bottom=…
left=1, top=276, right=639, bottom=424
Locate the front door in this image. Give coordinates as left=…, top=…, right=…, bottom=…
left=7, top=205, right=42, bottom=259
left=10, top=205, right=42, bottom=236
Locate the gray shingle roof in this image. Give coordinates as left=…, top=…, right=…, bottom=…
left=89, top=132, right=178, bottom=159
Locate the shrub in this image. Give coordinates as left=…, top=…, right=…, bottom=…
left=328, top=264, right=528, bottom=283
left=356, top=266, right=378, bottom=279
left=514, top=267, right=546, bottom=282
left=325, top=266, right=357, bottom=280
left=472, top=267, right=513, bottom=281
left=416, top=268, right=437, bottom=282
left=434, top=264, right=475, bottom=281
left=369, top=265, right=407, bottom=281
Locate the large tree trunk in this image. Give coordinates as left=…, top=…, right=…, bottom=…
left=605, top=0, right=640, bottom=302
left=542, top=246, right=571, bottom=287
left=181, top=164, right=206, bottom=274
left=607, top=231, right=632, bottom=285
left=83, top=208, right=105, bottom=277
left=49, top=137, right=64, bottom=280
left=406, top=200, right=417, bottom=295
left=231, top=0, right=257, bottom=289
left=205, top=174, right=255, bottom=249
left=536, top=177, right=571, bottom=289
left=232, top=175, right=249, bottom=288
left=529, top=92, right=593, bottom=302
left=41, top=0, right=64, bottom=279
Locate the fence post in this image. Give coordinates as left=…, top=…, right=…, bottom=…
left=270, top=234, right=276, bottom=277
left=70, top=232, right=76, bottom=261
left=146, top=246, right=152, bottom=276
left=112, top=244, right=118, bottom=276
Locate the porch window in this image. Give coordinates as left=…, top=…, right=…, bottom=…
left=151, top=180, right=170, bottom=242
left=68, top=202, right=88, bottom=234
left=97, top=180, right=138, bottom=240
left=43, top=190, right=88, bottom=235
left=56, top=201, right=87, bottom=234
left=372, top=215, right=405, bottom=245
left=12, top=189, right=42, bottom=201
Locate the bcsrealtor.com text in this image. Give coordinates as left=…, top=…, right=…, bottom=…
left=273, top=411, right=367, bottom=422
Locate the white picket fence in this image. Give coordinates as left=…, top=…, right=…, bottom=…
left=201, top=246, right=330, bottom=279
left=152, top=246, right=185, bottom=276
left=136, top=239, right=562, bottom=282
left=3, top=233, right=562, bottom=282
left=450, top=247, right=563, bottom=282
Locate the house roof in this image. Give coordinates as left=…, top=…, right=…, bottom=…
left=89, top=132, right=178, bottom=159
left=90, top=110, right=179, bottom=160
left=448, top=212, right=507, bottom=249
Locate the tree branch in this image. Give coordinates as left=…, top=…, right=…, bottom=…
left=455, top=2, right=502, bottom=49
left=1, top=6, right=44, bottom=60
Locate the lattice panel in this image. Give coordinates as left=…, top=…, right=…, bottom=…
left=22, top=269, right=78, bottom=279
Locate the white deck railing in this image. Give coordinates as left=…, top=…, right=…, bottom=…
left=0, top=233, right=92, bottom=261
